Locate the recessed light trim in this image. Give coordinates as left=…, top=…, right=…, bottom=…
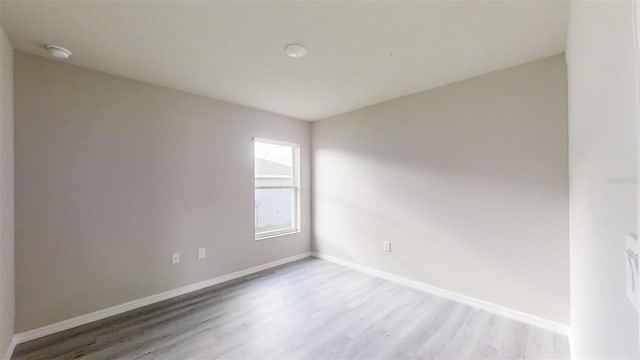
left=284, top=43, right=307, bottom=58
left=45, top=45, right=72, bottom=59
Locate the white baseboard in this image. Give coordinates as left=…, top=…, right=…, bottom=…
left=2, top=336, right=18, bottom=360
left=11, top=252, right=311, bottom=348
left=312, top=252, right=569, bottom=336
left=569, top=328, right=576, bottom=359
left=8, top=250, right=568, bottom=359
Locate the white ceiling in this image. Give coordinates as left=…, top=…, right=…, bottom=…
left=1, top=1, right=568, bottom=121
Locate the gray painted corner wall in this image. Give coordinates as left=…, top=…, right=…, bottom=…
left=14, top=52, right=311, bottom=332
left=567, top=1, right=639, bottom=358
left=312, top=54, right=569, bottom=324
left=0, top=20, right=14, bottom=357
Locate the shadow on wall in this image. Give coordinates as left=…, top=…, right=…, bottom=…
left=311, top=54, right=569, bottom=323
left=15, top=52, right=311, bottom=332
left=314, top=147, right=563, bottom=309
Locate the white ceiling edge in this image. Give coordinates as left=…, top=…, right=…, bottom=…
left=306, top=51, right=567, bottom=122
left=1, top=1, right=569, bottom=121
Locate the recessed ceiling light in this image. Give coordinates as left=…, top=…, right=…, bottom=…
left=45, top=45, right=72, bottom=59
left=284, top=43, right=307, bottom=58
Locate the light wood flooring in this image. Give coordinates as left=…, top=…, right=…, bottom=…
left=12, top=258, right=570, bottom=360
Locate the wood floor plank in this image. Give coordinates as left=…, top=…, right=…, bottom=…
left=12, top=258, right=570, bottom=360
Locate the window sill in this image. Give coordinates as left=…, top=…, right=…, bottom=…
left=255, top=229, right=300, bottom=241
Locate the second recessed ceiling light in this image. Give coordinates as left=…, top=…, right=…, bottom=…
left=284, top=43, right=307, bottom=58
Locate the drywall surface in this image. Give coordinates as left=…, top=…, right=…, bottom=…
left=0, top=16, right=14, bottom=357
left=312, top=54, right=569, bottom=324
left=567, top=1, right=639, bottom=358
left=14, top=52, right=311, bottom=332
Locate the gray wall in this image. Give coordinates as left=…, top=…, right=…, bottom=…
left=14, top=52, right=311, bottom=332
left=0, top=12, right=14, bottom=357
left=312, top=54, right=569, bottom=324
left=567, top=1, right=639, bottom=358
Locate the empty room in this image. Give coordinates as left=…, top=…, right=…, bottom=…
left=0, top=0, right=638, bottom=359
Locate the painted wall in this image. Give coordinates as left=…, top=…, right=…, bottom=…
left=566, top=1, right=639, bottom=358
left=14, top=52, right=311, bottom=332
left=312, top=55, right=569, bottom=324
left=0, top=6, right=13, bottom=356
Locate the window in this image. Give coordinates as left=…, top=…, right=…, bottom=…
left=254, top=138, right=300, bottom=239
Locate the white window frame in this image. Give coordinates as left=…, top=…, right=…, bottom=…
left=253, top=137, right=301, bottom=240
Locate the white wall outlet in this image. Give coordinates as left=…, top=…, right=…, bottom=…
left=171, top=252, right=180, bottom=264
left=383, top=240, right=391, bottom=253
left=197, top=248, right=206, bottom=260
left=625, top=233, right=638, bottom=311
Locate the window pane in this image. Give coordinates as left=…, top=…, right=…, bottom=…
left=255, top=188, right=295, bottom=234
left=255, top=141, right=294, bottom=186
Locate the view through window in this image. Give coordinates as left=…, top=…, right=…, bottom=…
left=254, top=139, right=299, bottom=239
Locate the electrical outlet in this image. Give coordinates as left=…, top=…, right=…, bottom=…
left=198, top=248, right=206, bottom=260
left=383, top=241, right=391, bottom=252
left=171, top=252, right=180, bottom=264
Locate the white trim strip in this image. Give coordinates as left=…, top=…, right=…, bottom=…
left=10, top=252, right=311, bottom=348
left=2, top=336, right=18, bottom=360
left=8, top=250, right=567, bottom=358
left=311, top=252, right=569, bottom=336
